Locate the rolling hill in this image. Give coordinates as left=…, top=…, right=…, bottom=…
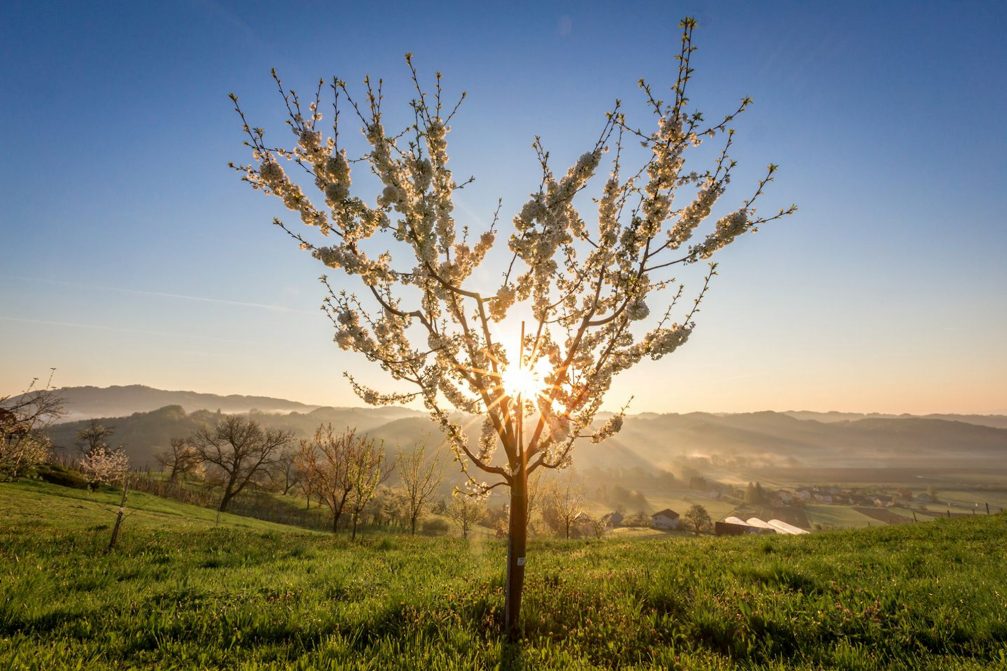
left=40, top=387, right=1007, bottom=495
left=43, top=384, right=323, bottom=421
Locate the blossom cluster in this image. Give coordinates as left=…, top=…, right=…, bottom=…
left=80, top=445, right=129, bottom=486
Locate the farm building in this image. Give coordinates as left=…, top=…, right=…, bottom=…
left=601, top=511, right=624, bottom=528
left=767, top=519, right=809, bottom=535
left=715, top=516, right=777, bottom=536
left=651, top=508, right=680, bottom=530
left=715, top=521, right=755, bottom=536
left=746, top=517, right=777, bottom=531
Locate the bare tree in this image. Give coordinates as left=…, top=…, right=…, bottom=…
left=398, top=443, right=442, bottom=535
left=683, top=503, right=712, bottom=535
left=76, top=420, right=114, bottom=456
left=190, top=415, right=293, bottom=513
left=447, top=491, right=485, bottom=539
left=231, top=17, right=794, bottom=636
left=298, top=469, right=316, bottom=510
left=156, top=438, right=201, bottom=483
left=580, top=514, right=608, bottom=539
left=524, top=471, right=545, bottom=535
left=296, top=424, right=357, bottom=533
left=0, top=370, right=63, bottom=480
left=271, top=447, right=301, bottom=495
left=540, top=476, right=584, bottom=539
left=346, top=436, right=392, bottom=540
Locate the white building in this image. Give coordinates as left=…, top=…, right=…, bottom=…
left=651, top=508, right=681, bottom=530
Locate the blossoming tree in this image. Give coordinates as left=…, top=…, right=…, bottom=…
left=80, top=444, right=129, bottom=487
left=0, top=371, right=63, bottom=481
left=230, top=18, right=794, bottom=636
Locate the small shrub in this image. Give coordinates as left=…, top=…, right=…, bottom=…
left=37, top=463, right=90, bottom=489
left=421, top=518, right=450, bottom=535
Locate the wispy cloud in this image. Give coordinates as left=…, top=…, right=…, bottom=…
left=0, top=315, right=261, bottom=346
left=5, top=276, right=315, bottom=315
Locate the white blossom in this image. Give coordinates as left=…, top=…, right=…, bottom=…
left=80, top=445, right=129, bottom=485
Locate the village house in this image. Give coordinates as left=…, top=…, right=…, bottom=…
left=651, top=508, right=680, bottom=530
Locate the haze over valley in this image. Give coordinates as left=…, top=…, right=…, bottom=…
left=37, top=384, right=1007, bottom=532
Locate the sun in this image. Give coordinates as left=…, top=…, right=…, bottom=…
left=501, top=358, right=552, bottom=399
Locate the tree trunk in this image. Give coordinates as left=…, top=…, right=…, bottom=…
left=504, top=470, right=528, bottom=641
left=410, top=514, right=417, bottom=535
left=332, top=510, right=340, bottom=534
left=351, top=511, right=359, bottom=540
left=218, top=490, right=233, bottom=514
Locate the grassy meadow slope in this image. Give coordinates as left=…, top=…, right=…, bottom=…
left=2, top=482, right=1006, bottom=670
left=0, top=480, right=316, bottom=536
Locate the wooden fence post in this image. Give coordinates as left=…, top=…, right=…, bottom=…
left=107, top=477, right=129, bottom=553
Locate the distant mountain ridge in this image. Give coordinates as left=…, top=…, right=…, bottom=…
left=782, top=410, right=1007, bottom=430
left=39, top=386, right=1007, bottom=485
left=41, top=384, right=1007, bottom=429
left=48, top=385, right=323, bottom=421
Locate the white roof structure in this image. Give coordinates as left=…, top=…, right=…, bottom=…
left=768, top=519, right=809, bottom=535
left=745, top=517, right=776, bottom=530
left=720, top=516, right=810, bottom=535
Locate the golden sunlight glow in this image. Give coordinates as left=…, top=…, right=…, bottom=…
left=501, top=359, right=551, bottom=399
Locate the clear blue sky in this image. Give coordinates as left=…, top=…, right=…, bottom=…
left=2, top=0, right=1005, bottom=414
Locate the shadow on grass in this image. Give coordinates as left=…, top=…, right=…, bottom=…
left=499, top=641, right=527, bottom=671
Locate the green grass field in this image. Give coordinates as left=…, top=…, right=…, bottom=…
left=2, top=481, right=1006, bottom=670
left=802, top=504, right=879, bottom=530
